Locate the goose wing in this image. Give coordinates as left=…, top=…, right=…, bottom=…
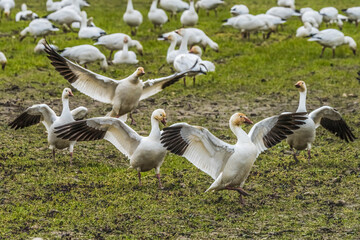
left=70, top=106, right=88, bottom=120
left=44, top=43, right=118, bottom=104
left=54, top=117, right=142, bottom=158
left=309, top=106, right=356, bottom=142
left=160, top=123, right=235, bottom=180
left=248, top=112, right=307, bottom=155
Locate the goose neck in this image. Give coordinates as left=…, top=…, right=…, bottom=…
left=150, top=0, right=157, bottom=11
left=297, top=90, right=307, bottom=112
left=127, top=0, right=134, bottom=11
left=230, top=124, right=250, bottom=144
left=149, top=118, right=161, bottom=139
left=61, top=97, right=71, bottom=117
left=179, top=33, right=190, bottom=52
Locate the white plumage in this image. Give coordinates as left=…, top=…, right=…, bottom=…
left=15, top=3, right=38, bottom=22
left=195, top=0, right=224, bottom=16
left=78, top=11, right=106, bottom=39
left=112, top=36, right=139, bottom=64
left=342, top=7, right=360, bottom=26
left=180, top=0, right=198, bottom=27
left=20, top=18, right=59, bottom=42
left=148, top=0, right=168, bottom=29
left=230, top=4, right=249, bottom=16
left=159, top=0, right=189, bottom=18
left=34, top=38, right=59, bottom=54
left=123, top=0, right=143, bottom=36
left=266, top=6, right=300, bottom=20
left=0, top=0, right=15, bottom=18
left=296, top=22, right=319, bottom=38
left=0, top=51, right=7, bottom=70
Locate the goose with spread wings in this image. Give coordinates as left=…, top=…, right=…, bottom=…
left=161, top=112, right=306, bottom=203
left=44, top=42, right=202, bottom=124
left=287, top=81, right=356, bottom=163
left=55, top=109, right=167, bottom=188
left=8, top=88, right=88, bottom=164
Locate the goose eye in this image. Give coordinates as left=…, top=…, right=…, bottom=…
left=160, top=114, right=162, bottom=116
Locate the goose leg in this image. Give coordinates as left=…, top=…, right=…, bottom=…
left=332, top=48, right=336, bottom=58
left=291, top=147, right=299, bottom=164
left=129, top=113, right=136, bottom=126
left=320, top=47, right=326, bottom=58
left=225, top=186, right=250, bottom=204
left=108, top=50, right=113, bottom=61
left=52, top=149, right=56, bottom=161
left=155, top=168, right=163, bottom=189
left=183, top=77, right=187, bottom=87
left=138, top=172, right=142, bottom=186
left=193, top=76, right=196, bottom=85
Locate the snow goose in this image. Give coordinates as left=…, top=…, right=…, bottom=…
left=163, top=32, right=180, bottom=64
left=46, top=0, right=62, bottom=12
left=0, top=51, right=7, bottom=70
left=180, top=0, right=198, bottom=27
left=320, top=7, right=341, bottom=29
left=20, top=18, right=59, bottom=42
left=123, top=0, right=143, bottom=36
left=277, top=0, right=295, bottom=10
left=78, top=11, right=106, bottom=39
left=8, top=88, right=88, bottom=164
left=61, top=0, right=89, bottom=8
left=301, top=10, right=322, bottom=28
left=296, top=22, right=319, bottom=38
left=227, top=14, right=267, bottom=39
left=60, top=44, right=108, bottom=70
left=189, top=46, right=215, bottom=72
left=195, top=0, right=224, bottom=16
left=256, top=14, right=286, bottom=39
left=112, top=36, right=138, bottom=65
left=44, top=43, right=203, bottom=124
left=94, top=33, right=143, bottom=60
left=159, top=0, right=189, bottom=19
left=161, top=112, right=306, bottom=202
left=15, top=3, right=38, bottom=22
left=55, top=109, right=168, bottom=188
left=163, top=28, right=191, bottom=65
left=342, top=7, right=360, bottom=26
left=47, top=7, right=82, bottom=32
left=286, top=81, right=356, bottom=163
left=308, top=29, right=357, bottom=57
left=266, top=7, right=300, bottom=20
left=34, top=38, right=58, bottom=53
left=0, top=0, right=15, bottom=18
left=148, top=0, right=168, bottom=30
left=230, top=4, right=249, bottom=16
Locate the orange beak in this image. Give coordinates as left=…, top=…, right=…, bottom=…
left=244, top=116, right=253, bottom=125
left=295, top=82, right=301, bottom=88
left=161, top=118, right=167, bottom=126
left=68, top=91, right=74, bottom=97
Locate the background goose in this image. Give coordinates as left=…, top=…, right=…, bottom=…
left=195, top=0, right=224, bottom=16
left=342, top=7, right=360, bottom=26
left=123, top=0, right=143, bottom=36
left=180, top=0, right=198, bottom=27
left=161, top=112, right=306, bottom=203
left=47, top=7, right=82, bottom=32
left=163, top=32, right=179, bottom=64
left=159, top=0, right=189, bottom=19
left=15, top=3, right=38, bottom=22
left=0, top=0, right=15, bottom=18
left=46, top=0, right=62, bottom=12
left=20, top=18, right=59, bottom=42
left=308, top=29, right=357, bottom=57
left=60, top=44, right=108, bottom=70
left=277, top=0, right=295, bottom=10
left=230, top=4, right=249, bottom=16
left=94, top=33, right=143, bottom=60
left=301, top=9, right=322, bottom=28
left=266, top=7, right=301, bottom=20
left=148, top=0, right=168, bottom=30
left=229, top=14, right=267, bottom=39
left=55, top=109, right=168, bottom=188
left=34, top=38, right=58, bottom=53
left=78, top=11, right=106, bottom=39
left=112, top=36, right=139, bottom=64
left=296, top=22, right=319, bottom=38
left=320, top=7, right=339, bottom=26
left=287, top=81, right=356, bottom=163
left=8, top=88, right=88, bottom=164
left=0, top=51, right=7, bottom=70
left=45, top=43, right=202, bottom=123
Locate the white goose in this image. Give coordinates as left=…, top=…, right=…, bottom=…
left=112, top=36, right=139, bottom=65
left=227, top=14, right=267, bottom=39
left=308, top=29, right=357, bottom=57
left=34, top=38, right=58, bottom=53
left=123, top=0, right=143, bottom=36
left=55, top=109, right=168, bottom=188
left=8, top=88, right=88, bottom=164
left=296, top=22, right=319, bottom=38
left=180, top=0, right=198, bottom=27
left=15, top=3, right=38, bottom=22
left=230, top=4, right=249, bottom=16
left=78, top=11, right=106, bottom=39
left=60, top=44, right=108, bottom=70
left=256, top=14, right=286, bottom=39
left=163, top=32, right=180, bottom=64
left=94, top=33, right=143, bottom=60
left=20, top=18, right=59, bottom=42
left=266, top=7, right=301, bottom=20
left=195, top=0, right=224, bottom=16
left=342, top=7, right=360, bottom=27
left=161, top=112, right=306, bottom=202
left=47, top=7, right=82, bottom=31
left=287, top=81, right=356, bottom=163
left=301, top=10, right=322, bottom=28
left=45, top=43, right=202, bottom=123
left=46, top=0, right=62, bottom=12
left=148, top=0, right=168, bottom=29
left=277, top=0, right=295, bottom=10
left=0, top=0, right=15, bottom=18
left=159, top=0, right=189, bottom=19
left=0, top=51, right=7, bottom=70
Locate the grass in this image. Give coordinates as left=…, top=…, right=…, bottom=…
left=1, top=0, right=360, bottom=239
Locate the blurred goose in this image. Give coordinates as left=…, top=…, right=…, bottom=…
left=161, top=112, right=306, bottom=203
left=123, top=0, right=143, bottom=36
left=308, top=29, right=357, bottom=57
left=0, top=51, right=7, bottom=70
left=342, top=7, right=360, bottom=26
left=55, top=109, right=167, bottom=188
left=34, top=38, right=58, bottom=53
left=15, top=3, right=38, bottom=22
left=44, top=43, right=202, bottom=124
left=320, top=7, right=342, bottom=29
left=148, top=0, right=168, bottom=29
left=112, top=36, right=138, bottom=64
left=20, top=18, right=59, bottom=42
left=230, top=4, right=249, bottom=16
left=94, top=33, right=143, bottom=60
left=47, top=7, right=82, bottom=31
left=46, top=0, right=62, bottom=12
left=61, top=0, right=89, bottom=8
left=180, top=0, right=198, bottom=27
left=266, top=7, right=300, bottom=20
left=60, top=45, right=108, bottom=70
left=227, top=14, right=267, bottom=39
left=159, top=0, right=189, bottom=18
left=195, top=0, right=224, bottom=16
left=287, top=81, right=356, bottom=163
left=8, top=88, right=88, bottom=164
left=0, top=0, right=15, bottom=18
left=163, top=32, right=180, bottom=64
left=277, top=0, right=295, bottom=10
left=78, top=11, right=106, bottom=39
left=256, top=14, right=286, bottom=39
left=296, top=22, right=319, bottom=38
left=301, top=10, right=322, bottom=28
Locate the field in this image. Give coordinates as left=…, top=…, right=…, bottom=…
left=1, top=0, right=360, bottom=238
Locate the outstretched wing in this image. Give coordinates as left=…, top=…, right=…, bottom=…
left=44, top=42, right=118, bottom=104
left=70, top=106, right=88, bottom=120
left=8, top=104, right=57, bottom=131
left=309, top=106, right=356, bottom=142
left=54, top=117, right=142, bottom=158
left=161, top=123, right=234, bottom=180
left=248, top=112, right=307, bottom=155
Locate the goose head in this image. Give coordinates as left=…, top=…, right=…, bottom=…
left=175, top=28, right=186, bottom=36
left=136, top=67, right=145, bottom=76
left=152, top=109, right=167, bottom=125
left=123, top=36, right=129, bottom=44
left=230, top=113, right=253, bottom=127
left=295, top=81, right=306, bottom=92
left=189, top=45, right=202, bottom=57
left=62, top=88, right=74, bottom=99
left=344, top=36, right=357, bottom=55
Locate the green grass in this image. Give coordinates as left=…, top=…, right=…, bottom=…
left=1, top=0, right=360, bottom=239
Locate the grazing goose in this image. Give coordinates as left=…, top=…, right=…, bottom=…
left=301, top=10, right=322, bottom=28
left=296, top=22, right=319, bottom=38
left=123, top=0, right=143, bottom=36
left=47, top=7, right=82, bottom=32
left=226, top=14, right=267, bottom=39
left=159, top=0, right=189, bottom=19
left=34, top=38, right=58, bottom=53
left=60, top=44, right=108, bottom=70
left=94, top=33, right=143, bottom=60
left=112, top=36, right=139, bottom=64
left=46, top=0, right=62, bottom=12
left=0, top=51, right=7, bottom=70
left=180, top=0, right=198, bottom=27
left=342, top=7, right=360, bottom=27
left=44, top=43, right=203, bottom=124
left=161, top=112, right=306, bottom=203
left=148, top=0, right=168, bottom=30
left=308, top=29, right=357, bottom=57
left=287, top=81, right=356, bottom=163
left=78, top=11, right=106, bottom=39
left=55, top=109, right=168, bottom=188
left=266, top=7, right=300, bottom=20
left=20, top=18, right=59, bottom=42
left=256, top=14, right=286, bottom=39
left=320, top=7, right=342, bottom=29
left=195, top=0, right=224, bottom=16
left=8, top=88, right=88, bottom=164
left=0, top=0, right=15, bottom=18
left=230, top=4, right=249, bottom=16
left=277, top=0, right=295, bottom=10
left=15, top=3, right=38, bottom=22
